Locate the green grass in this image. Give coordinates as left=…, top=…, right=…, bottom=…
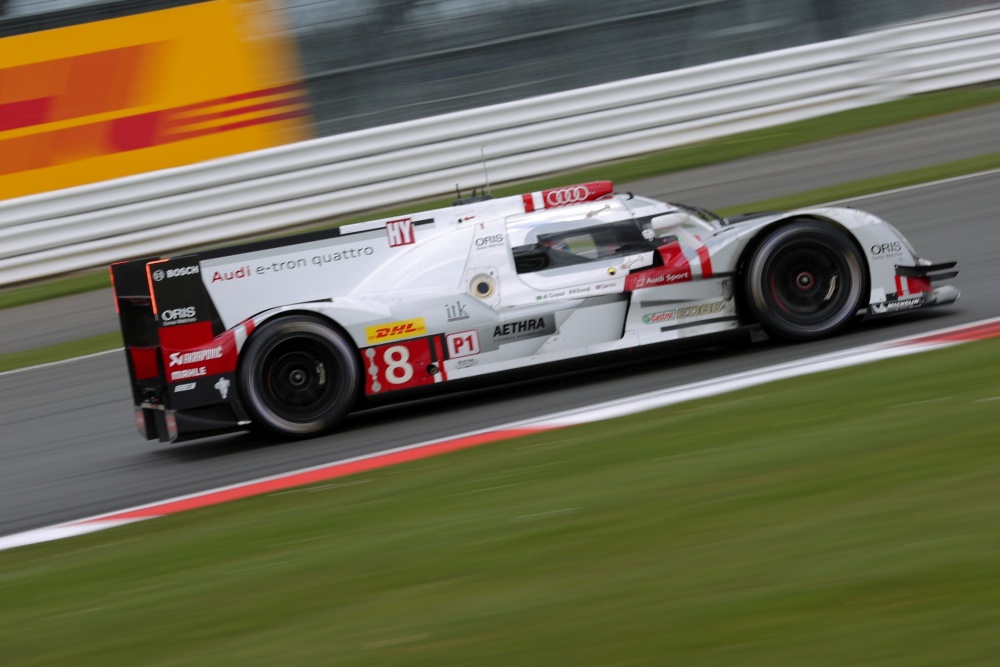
left=2, top=337, right=1000, bottom=665
left=0, top=270, right=110, bottom=311
left=0, top=333, right=122, bottom=373
left=3, top=86, right=999, bottom=311
left=719, top=151, right=1000, bottom=217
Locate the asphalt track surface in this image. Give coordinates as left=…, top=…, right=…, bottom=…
left=2, top=127, right=999, bottom=539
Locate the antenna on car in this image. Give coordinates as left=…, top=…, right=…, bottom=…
left=481, top=144, right=493, bottom=197
left=452, top=146, right=496, bottom=206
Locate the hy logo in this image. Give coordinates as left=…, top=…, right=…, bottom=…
left=386, top=218, right=415, bottom=248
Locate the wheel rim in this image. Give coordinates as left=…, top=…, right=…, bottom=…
left=766, top=242, right=851, bottom=322
left=260, top=337, right=339, bottom=422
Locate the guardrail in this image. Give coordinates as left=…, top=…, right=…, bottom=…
left=2, top=8, right=999, bottom=287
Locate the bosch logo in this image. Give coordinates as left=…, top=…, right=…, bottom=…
left=160, top=306, right=196, bottom=322
left=870, top=242, right=902, bottom=255
left=545, top=186, right=590, bottom=207
left=152, top=270, right=165, bottom=282
left=166, top=265, right=200, bottom=278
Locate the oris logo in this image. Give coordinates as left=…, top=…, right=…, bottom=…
left=870, top=242, right=902, bottom=255
left=160, top=306, right=196, bottom=322
left=475, top=234, right=504, bottom=248
left=545, top=186, right=590, bottom=207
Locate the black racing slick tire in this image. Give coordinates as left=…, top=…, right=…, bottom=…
left=238, top=315, right=360, bottom=438
left=744, top=221, right=866, bottom=341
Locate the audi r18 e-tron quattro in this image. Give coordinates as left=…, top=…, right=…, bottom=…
left=110, top=180, right=958, bottom=442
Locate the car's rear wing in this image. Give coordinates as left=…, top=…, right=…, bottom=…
left=110, top=258, right=164, bottom=439
left=111, top=254, right=244, bottom=441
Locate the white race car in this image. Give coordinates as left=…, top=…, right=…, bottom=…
left=110, top=181, right=958, bottom=442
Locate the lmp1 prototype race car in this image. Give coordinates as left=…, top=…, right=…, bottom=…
left=110, top=180, right=958, bottom=443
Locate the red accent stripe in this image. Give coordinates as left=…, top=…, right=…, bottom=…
left=166, top=96, right=309, bottom=128
left=0, top=97, right=51, bottom=132
left=907, top=321, right=1000, bottom=344
left=696, top=245, right=713, bottom=278
left=895, top=275, right=904, bottom=296
left=166, top=109, right=307, bottom=142
left=92, top=428, right=553, bottom=521
left=433, top=336, right=448, bottom=381
left=157, top=321, right=215, bottom=351
left=129, top=347, right=160, bottom=381
left=167, top=84, right=305, bottom=115
left=522, top=194, right=534, bottom=212
left=907, top=276, right=932, bottom=294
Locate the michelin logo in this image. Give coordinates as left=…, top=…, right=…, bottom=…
left=871, top=298, right=922, bottom=314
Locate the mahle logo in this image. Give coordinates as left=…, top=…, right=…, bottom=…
left=365, top=318, right=427, bottom=344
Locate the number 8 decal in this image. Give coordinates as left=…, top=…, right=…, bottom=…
left=383, top=345, right=414, bottom=385
left=364, top=338, right=437, bottom=395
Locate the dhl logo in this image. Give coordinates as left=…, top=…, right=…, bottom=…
left=0, top=0, right=310, bottom=199
left=365, top=318, right=428, bottom=344
left=0, top=46, right=307, bottom=176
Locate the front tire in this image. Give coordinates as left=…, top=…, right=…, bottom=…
left=744, top=221, right=866, bottom=341
left=239, top=315, right=360, bottom=438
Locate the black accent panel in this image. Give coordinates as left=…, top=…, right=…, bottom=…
left=895, top=262, right=958, bottom=280
left=195, top=218, right=435, bottom=261
left=197, top=228, right=344, bottom=261
left=169, top=404, right=243, bottom=443
left=661, top=316, right=739, bottom=332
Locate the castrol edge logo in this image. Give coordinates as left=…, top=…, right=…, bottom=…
left=365, top=318, right=427, bottom=344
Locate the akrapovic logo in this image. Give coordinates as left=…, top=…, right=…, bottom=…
left=160, top=307, right=197, bottom=325
left=169, top=346, right=223, bottom=367
left=365, top=318, right=427, bottom=344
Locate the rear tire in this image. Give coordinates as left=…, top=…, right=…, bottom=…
left=744, top=221, right=866, bottom=341
left=239, top=315, right=360, bottom=438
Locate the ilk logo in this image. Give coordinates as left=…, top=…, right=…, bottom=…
left=446, top=301, right=469, bottom=321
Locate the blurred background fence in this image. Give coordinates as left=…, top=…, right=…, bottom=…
left=2, top=0, right=999, bottom=287
left=4, top=0, right=999, bottom=136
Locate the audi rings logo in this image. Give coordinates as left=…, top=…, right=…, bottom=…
left=152, top=269, right=165, bottom=282
left=545, top=186, right=590, bottom=207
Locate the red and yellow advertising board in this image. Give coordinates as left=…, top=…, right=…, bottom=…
left=0, top=0, right=310, bottom=200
